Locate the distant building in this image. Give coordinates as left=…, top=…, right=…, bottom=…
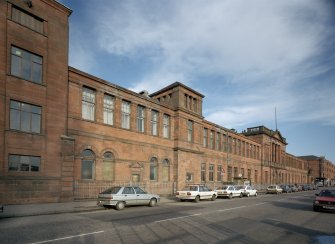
left=1, top=0, right=334, bottom=204
left=299, top=155, right=335, bottom=186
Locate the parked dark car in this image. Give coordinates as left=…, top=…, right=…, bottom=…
left=313, top=189, right=335, bottom=212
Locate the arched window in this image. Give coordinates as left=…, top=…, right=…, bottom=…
left=150, top=157, right=158, bottom=181
left=162, top=159, right=170, bottom=182
left=103, top=151, right=115, bottom=181
left=81, top=149, right=95, bottom=180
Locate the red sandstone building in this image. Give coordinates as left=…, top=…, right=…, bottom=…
left=1, top=0, right=334, bottom=204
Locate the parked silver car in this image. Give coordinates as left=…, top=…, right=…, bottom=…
left=97, top=186, right=160, bottom=210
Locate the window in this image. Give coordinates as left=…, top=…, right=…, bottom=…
left=228, top=137, right=232, bottom=153
left=222, top=134, right=227, bottom=152
left=163, top=114, right=170, bottom=138
left=150, top=157, right=158, bottom=180
left=81, top=149, right=95, bottom=180
left=186, top=172, right=193, bottom=182
left=121, top=101, right=131, bottom=129
left=227, top=166, right=232, bottom=181
left=10, top=100, right=41, bottom=133
left=137, top=105, right=145, bottom=133
left=187, top=120, right=193, bottom=142
left=201, top=163, right=206, bottom=182
left=82, top=87, right=95, bottom=121
left=103, top=94, right=114, bottom=125
left=122, top=187, right=135, bottom=194
left=151, top=110, right=158, bottom=136
left=217, top=165, right=223, bottom=181
left=134, top=187, right=146, bottom=194
left=234, top=167, right=238, bottom=177
left=11, top=46, right=42, bottom=84
left=8, top=154, right=40, bottom=172
left=103, top=151, right=114, bottom=181
left=241, top=168, right=244, bottom=178
left=193, top=98, right=197, bottom=112
left=203, top=128, right=208, bottom=147
left=248, top=169, right=251, bottom=180
left=232, top=138, right=236, bottom=154
left=216, top=132, right=220, bottom=150
left=162, top=159, right=170, bottom=182
left=209, top=131, right=214, bottom=149
left=12, top=5, right=43, bottom=33
left=209, top=164, right=214, bottom=181
left=237, top=139, right=241, bottom=155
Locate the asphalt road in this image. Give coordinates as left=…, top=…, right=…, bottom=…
left=0, top=190, right=334, bottom=244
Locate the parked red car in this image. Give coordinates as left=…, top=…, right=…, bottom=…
left=313, top=189, right=335, bottom=212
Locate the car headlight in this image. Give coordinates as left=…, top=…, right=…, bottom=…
left=314, top=201, right=319, bottom=204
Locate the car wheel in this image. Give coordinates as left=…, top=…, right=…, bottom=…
left=149, top=198, right=157, bottom=207
left=239, top=193, right=243, bottom=198
left=246, top=193, right=250, bottom=197
left=115, top=201, right=125, bottom=210
left=194, top=195, right=200, bottom=203
left=313, top=206, right=319, bottom=212
left=255, top=192, right=257, bottom=197
left=211, top=194, right=216, bottom=201
left=229, top=193, right=233, bottom=199
left=180, top=199, right=185, bottom=202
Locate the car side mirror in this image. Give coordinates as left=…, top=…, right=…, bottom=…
left=315, top=193, right=319, bottom=196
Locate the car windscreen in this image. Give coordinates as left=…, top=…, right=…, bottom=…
left=319, top=190, right=335, bottom=197
left=100, top=187, right=121, bottom=194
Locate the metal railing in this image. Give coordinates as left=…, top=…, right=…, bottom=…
left=74, top=180, right=174, bottom=199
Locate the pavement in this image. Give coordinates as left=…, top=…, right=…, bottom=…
left=0, top=196, right=177, bottom=219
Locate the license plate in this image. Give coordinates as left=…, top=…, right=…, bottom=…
left=180, top=193, right=186, bottom=196
left=323, top=206, right=335, bottom=209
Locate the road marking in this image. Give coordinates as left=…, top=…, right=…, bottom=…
left=30, top=231, right=104, bottom=244
left=155, top=213, right=202, bottom=223
left=217, top=206, right=246, bottom=212
left=255, top=202, right=267, bottom=206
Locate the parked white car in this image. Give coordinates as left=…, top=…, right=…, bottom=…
left=238, top=185, right=257, bottom=197
left=266, top=185, right=283, bottom=194
left=176, top=185, right=217, bottom=202
left=215, top=185, right=243, bottom=199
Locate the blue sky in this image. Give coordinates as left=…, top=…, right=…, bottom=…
left=59, top=0, right=335, bottom=163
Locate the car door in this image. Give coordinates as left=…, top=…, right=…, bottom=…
left=134, top=186, right=150, bottom=205
left=121, top=187, right=137, bottom=205
left=227, top=186, right=235, bottom=196
left=200, top=186, right=210, bottom=199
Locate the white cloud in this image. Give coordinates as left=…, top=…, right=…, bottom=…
left=74, top=0, right=335, bottom=127
left=92, top=0, right=330, bottom=80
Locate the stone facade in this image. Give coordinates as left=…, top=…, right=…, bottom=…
left=1, top=0, right=334, bottom=204
left=0, top=0, right=71, bottom=204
